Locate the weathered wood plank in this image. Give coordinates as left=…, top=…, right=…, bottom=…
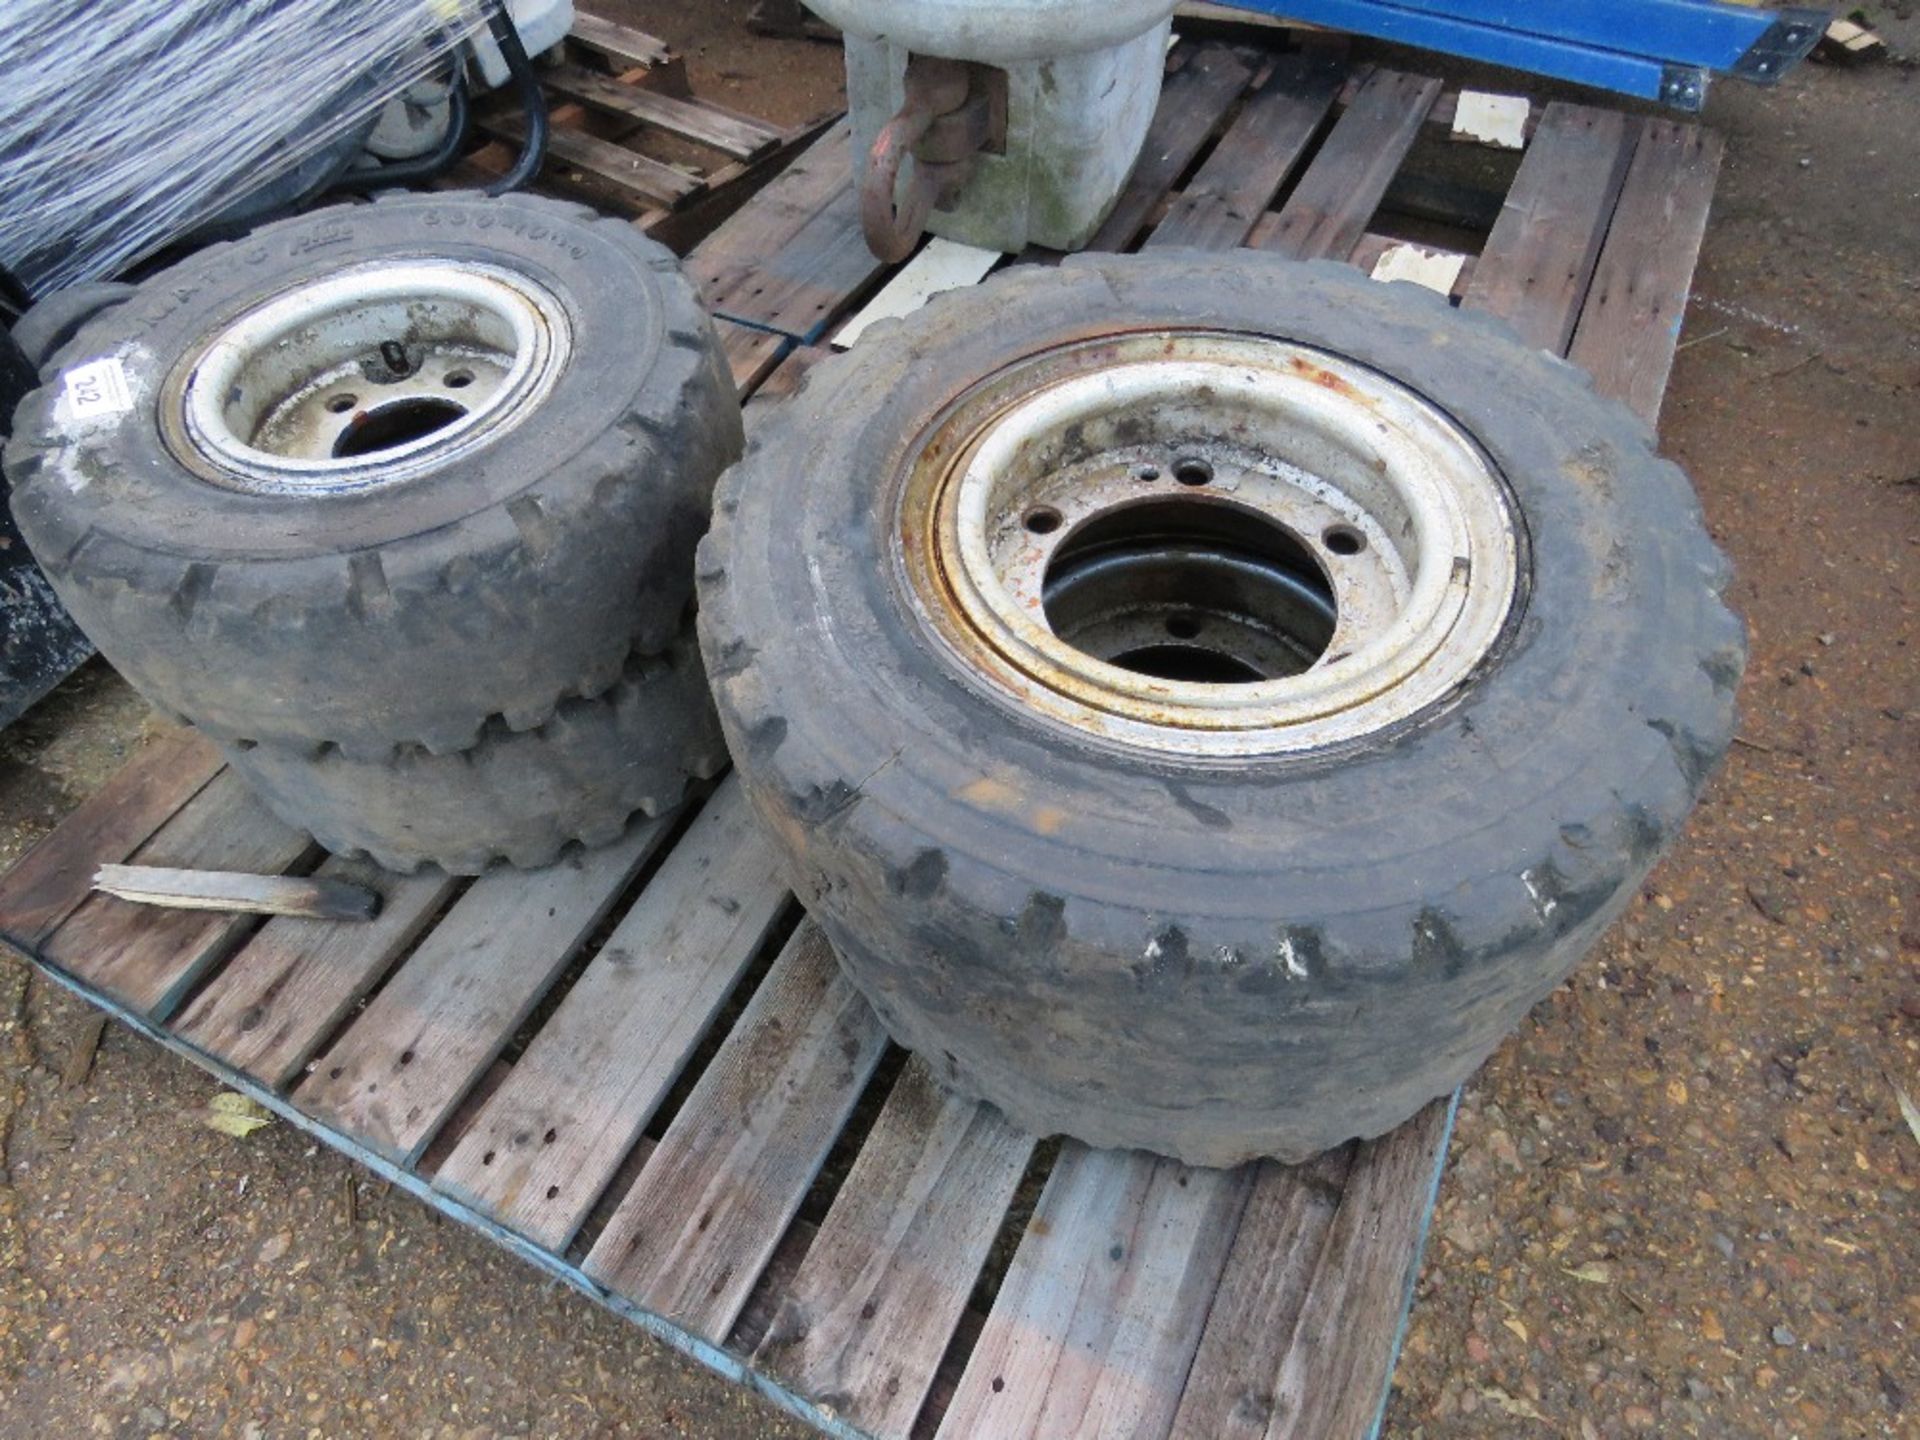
left=432, top=781, right=789, bottom=1251
left=547, top=63, right=780, bottom=160
left=584, top=923, right=888, bottom=1341
left=484, top=113, right=704, bottom=207
left=934, top=1145, right=1253, bottom=1440
left=175, top=859, right=458, bottom=1090
left=709, top=183, right=880, bottom=342
left=295, top=815, right=673, bottom=1164
left=1261, top=1100, right=1452, bottom=1440
left=1166, top=1148, right=1355, bottom=1440
left=752, top=1057, right=1034, bottom=1439
left=0, top=728, right=223, bottom=946
left=1464, top=102, right=1638, bottom=354
left=1567, top=119, right=1724, bottom=426
left=1254, top=69, right=1442, bottom=261
left=1145, top=52, right=1342, bottom=252
left=689, top=123, right=886, bottom=343
left=686, top=122, right=853, bottom=295
left=42, top=771, right=312, bottom=1020
left=714, top=317, right=789, bottom=396
left=1085, top=45, right=1254, bottom=252
left=568, top=10, right=674, bottom=70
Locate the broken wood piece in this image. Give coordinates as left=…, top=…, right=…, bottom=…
left=1815, top=18, right=1886, bottom=65
left=92, top=865, right=381, bottom=923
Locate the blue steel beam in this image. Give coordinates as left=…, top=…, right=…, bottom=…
left=1222, top=0, right=1829, bottom=109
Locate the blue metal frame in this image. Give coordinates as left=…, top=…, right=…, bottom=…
left=1223, top=0, right=1829, bottom=109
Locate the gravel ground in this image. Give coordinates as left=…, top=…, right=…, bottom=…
left=1, top=5, right=1915, bottom=1438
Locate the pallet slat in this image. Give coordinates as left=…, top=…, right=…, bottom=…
left=752, top=1056, right=1035, bottom=1439
left=688, top=123, right=856, bottom=299
left=296, top=816, right=674, bottom=1164
left=1145, top=52, right=1342, bottom=252
left=547, top=63, right=781, bottom=160
left=715, top=318, right=791, bottom=396
left=585, top=923, right=889, bottom=1340
left=711, top=189, right=881, bottom=342
left=432, top=781, right=789, bottom=1251
left=1086, top=45, right=1255, bottom=252
left=43, top=771, right=312, bottom=1021
left=1260, top=1101, right=1453, bottom=1440
left=1465, top=102, right=1638, bottom=354
left=1568, top=119, right=1725, bottom=426
left=1166, top=1149, right=1354, bottom=1439
left=935, top=1146, right=1253, bottom=1440
left=486, top=112, right=705, bottom=207
left=690, top=123, right=888, bottom=345
left=175, top=859, right=458, bottom=1088
left=568, top=10, right=675, bottom=70
left=0, top=728, right=224, bottom=947
left=1255, top=69, right=1443, bottom=261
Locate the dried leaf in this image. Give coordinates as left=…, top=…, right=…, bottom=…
left=203, top=1091, right=272, bottom=1139
left=1896, top=1084, right=1920, bottom=1154
left=1502, top=1317, right=1530, bottom=1344
left=1563, top=1261, right=1613, bottom=1285
left=1475, top=1385, right=1548, bottom=1422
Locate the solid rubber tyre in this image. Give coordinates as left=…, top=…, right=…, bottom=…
left=222, top=636, right=727, bottom=875
left=697, top=254, right=1745, bottom=1166
left=3, top=191, right=743, bottom=759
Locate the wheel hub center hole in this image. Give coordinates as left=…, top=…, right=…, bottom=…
left=1039, top=498, right=1337, bottom=684
left=331, top=397, right=469, bottom=458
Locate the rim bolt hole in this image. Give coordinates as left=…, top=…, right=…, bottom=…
left=1135, top=464, right=1161, bottom=482
left=1173, top=457, right=1213, bottom=486
left=325, top=394, right=358, bottom=414
left=444, top=368, right=475, bottom=390
left=1323, top=524, right=1367, bottom=556
left=1024, top=506, right=1063, bottom=535
left=1165, top=615, right=1201, bottom=640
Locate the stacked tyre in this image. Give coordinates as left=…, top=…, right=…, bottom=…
left=4, top=193, right=740, bottom=873
left=698, top=254, right=1743, bottom=1166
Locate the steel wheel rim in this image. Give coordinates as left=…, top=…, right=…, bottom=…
left=898, top=331, right=1523, bottom=757
left=167, top=259, right=572, bottom=496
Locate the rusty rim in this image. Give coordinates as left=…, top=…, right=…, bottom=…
left=896, top=331, right=1522, bottom=757
left=166, top=259, right=571, bottom=497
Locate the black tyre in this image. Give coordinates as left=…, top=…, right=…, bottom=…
left=223, top=636, right=726, bottom=875
left=698, top=255, right=1744, bottom=1166
left=4, top=191, right=742, bottom=759
left=9, top=281, right=135, bottom=374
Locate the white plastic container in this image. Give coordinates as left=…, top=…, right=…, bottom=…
left=811, top=0, right=1178, bottom=252
left=468, top=0, right=575, bottom=88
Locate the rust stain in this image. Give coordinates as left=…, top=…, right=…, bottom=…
left=957, top=775, right=1020, bottom=810
left=1031, top=805, right=1069, bottom=836
left=1287, top=353, right=1363, bottom=399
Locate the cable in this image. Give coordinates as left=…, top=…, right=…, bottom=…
left=483, top=0, right=547, bottom=195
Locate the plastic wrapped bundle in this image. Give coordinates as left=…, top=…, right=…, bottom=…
left=0, top=0, right=487, bottom=297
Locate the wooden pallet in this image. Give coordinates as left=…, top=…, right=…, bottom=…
left=0, top=33, right=1722, bottom=1440
left=458, top=7, right=830, bottom=246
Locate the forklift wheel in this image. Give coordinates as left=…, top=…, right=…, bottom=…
left=697, top=254, right=1744, bottom=1165
left=4, top=191, right=741, bottom=760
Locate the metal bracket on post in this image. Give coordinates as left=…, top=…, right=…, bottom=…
left=1660, top=64, right=1709, bottom=111
left=1731, top=7, right=1829, bottom=81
